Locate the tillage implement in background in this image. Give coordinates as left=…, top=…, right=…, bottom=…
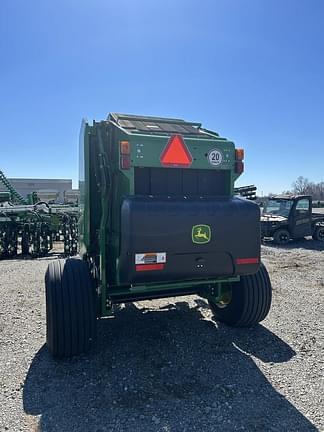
left=0, top=170, right=78, bottom=258
left=234, top=184, right=257, bottom=200
left=45, top=113, right=272, bottom=357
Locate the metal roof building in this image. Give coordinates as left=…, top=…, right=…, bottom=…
left=0, top=178, right=75, bottom=203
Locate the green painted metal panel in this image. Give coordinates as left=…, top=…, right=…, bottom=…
left=78, top=113, right=246, bottom=317
left=128, top=134, right=235, bottom=170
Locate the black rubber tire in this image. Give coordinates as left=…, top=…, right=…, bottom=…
left=45, top=258, right=97, bottom=358
left=209, top=262, right=272, bottom=327
left=312, top=226, right=324, bottom=242
left=273, top=228, right=290, bottom=245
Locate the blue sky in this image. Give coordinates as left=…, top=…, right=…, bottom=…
left=0, top=0, right=323, bottom=194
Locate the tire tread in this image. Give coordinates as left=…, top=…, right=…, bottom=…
left=209, top=262, right=272, bottom=327
left=45, top=258, right=96, bottom=357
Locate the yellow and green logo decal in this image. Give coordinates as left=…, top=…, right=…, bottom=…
left=192, top=224, right=211, bottom=244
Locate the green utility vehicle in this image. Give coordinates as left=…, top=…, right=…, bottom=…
left=261, top=195, right=324, bottom=244
left=45, top=113, right=272, bottom=357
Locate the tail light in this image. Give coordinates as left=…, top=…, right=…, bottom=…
left=121, top=155, right=131, bottom=169
left=235, top=148, right=244, bottom=173
left=235, top=161, right=244, bottom=174
left=235, top=148, right=244, bottom=161
left=120, top=141, right=131, bottom=170
left=120, top=141, right=130, bottom=155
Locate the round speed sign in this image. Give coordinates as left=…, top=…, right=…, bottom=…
left=208, top=149, right=223, bottom=166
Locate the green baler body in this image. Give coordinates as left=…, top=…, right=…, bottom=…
left=79, top=113, right=259, bottom=316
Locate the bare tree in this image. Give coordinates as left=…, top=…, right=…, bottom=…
left=292, top=176, right=311, bottom=195
left=284, top=177, right=324, bottom=200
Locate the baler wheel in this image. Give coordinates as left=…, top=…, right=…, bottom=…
left=45, top=258, right=97, bottom=357
left=208, top=262, right=272, bottom=327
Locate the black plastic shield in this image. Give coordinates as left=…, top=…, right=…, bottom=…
left=119, top=196, right=260, bottom=284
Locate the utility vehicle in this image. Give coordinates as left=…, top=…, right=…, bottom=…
left=261, top=195, right=324, bottom=244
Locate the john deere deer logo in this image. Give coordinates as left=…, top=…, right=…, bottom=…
left=192, top=225, right=211, bottom=244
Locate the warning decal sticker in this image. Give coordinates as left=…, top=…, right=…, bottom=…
left=135, top=252, right=166, bottom=265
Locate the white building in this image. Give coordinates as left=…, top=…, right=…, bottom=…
left=0, top=178, right=78, bottom=203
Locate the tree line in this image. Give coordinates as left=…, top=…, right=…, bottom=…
left=283, top=176, right=324, bottom=200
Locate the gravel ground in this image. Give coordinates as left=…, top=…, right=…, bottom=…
left=0, top=240, right=323, bottom=432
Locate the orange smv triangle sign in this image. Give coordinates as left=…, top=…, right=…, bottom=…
left=160, top=134, right=192, bottom=167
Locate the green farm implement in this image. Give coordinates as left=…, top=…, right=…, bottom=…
left=45, top=113, right=272, bottom=357
left=0, top=171, right=78, bottom=259
left=0, top=200, right=78, bottom=259
left=234, top=184, right=257, bottom=200
left=0, top=170, right=27, bottom=204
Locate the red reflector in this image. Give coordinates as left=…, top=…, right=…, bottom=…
left=136, top=264, right=164, bottom=271
left=236, top=257, right=259, bottom=265
left=235, top=161, right=244, bottom=174
left=160, top=134, right=192, bottom=167
left=120, top=155, right=131, bottom=170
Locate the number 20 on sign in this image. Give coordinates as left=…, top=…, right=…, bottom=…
left=208, top=149, right=222, bottom=166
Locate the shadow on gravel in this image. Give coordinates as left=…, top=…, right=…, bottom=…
left=23, top=301, right=317, bottom=432
left=262, top=238, right=324, bottom=251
